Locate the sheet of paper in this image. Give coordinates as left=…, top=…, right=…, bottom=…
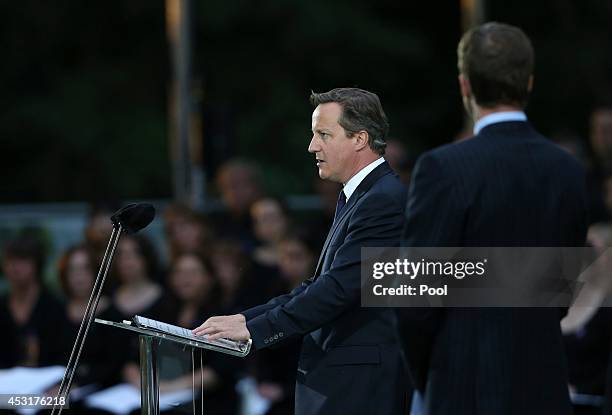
left=85, top=383, right=194, bottom=414
left=0, top=366, right=65, bottom=394
left=133, top=315, right=247, bottom=352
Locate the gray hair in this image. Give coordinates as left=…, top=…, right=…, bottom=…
left=310, top=88, right=388, bottom=155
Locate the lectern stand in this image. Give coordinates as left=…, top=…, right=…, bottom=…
left=95, top=318, right=251, bottom=415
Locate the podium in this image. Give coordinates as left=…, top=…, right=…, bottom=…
left=95, top=318, right=251, bottom=415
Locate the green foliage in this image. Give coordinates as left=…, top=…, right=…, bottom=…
left=3, top=1, right=611, bottom=201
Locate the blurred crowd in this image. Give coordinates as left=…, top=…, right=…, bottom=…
left=1, top=106, right=612, bottom=414
left=556, top=106, right=612, bottom=415
left=0, top=157, right=350, bottom=415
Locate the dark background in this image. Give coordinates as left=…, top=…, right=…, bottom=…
left=1, top=0, right=611, bottom=202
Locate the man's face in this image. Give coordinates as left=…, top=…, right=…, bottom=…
left=217, top=167, right=260, bottom=215
left=308, top=102, right=356, bottom=184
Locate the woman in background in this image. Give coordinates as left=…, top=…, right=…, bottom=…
left=56, top=245, right=124, bottom=390
left=210, top=238, right=280, bottom=314
left=250, top=197, right=291, bottom=268
left=0, top=234, right=64, bottom=368
left=163, top=203, right=214, bottom=263
left=124, top=253, right=241, bottom=415
left=111, top=234, right=163, bottom=319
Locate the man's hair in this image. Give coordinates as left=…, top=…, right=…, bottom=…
left=310, top=88, right=389, bottom=155
left=458, top=22, right=534, bottom=108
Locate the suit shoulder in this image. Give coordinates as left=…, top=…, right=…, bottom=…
left=419, top=129, right=585, bottom=175
left=417, top=139, right=473, bottom=164
left=365, top=171, right=407, bottom=206
left=372, top=170, right=407, bottom=195
left=537, top=134, right=586, bottom=173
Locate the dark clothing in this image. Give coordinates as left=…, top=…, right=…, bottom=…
left=243, top=162, right=409, bottom=415
left=0, top=301, right=20, bottom=368
left=0, top=290, right=66, bottom=367
left=209, top=211, right=258, bottom=254
left=255, top=338, right=301, bottom=415
left=112, top=290, right=167, bottom=366
left=586, top=165, right=610, bottom=224
left=57, top=302, right=125, bottom=388
left=148, top=293, right=242, bottom=415
left=564, top=307, right=612, bottom=395
left=221, top=261, right=285, bottom=315
left=400, top=121, right=588, bottom=415
left=565, top=307, right=612, bottom=415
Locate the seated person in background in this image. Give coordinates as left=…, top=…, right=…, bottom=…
left=109, top=234, right=166, bottom=387
left=84, top=201, right=120, bottom=266
left=111, top=234, right=163, bottom=319
left=604, top=173, right=612, bottom=218
left=587, top=107, right=612, bottom=224
left=303, top=178, right=341, bottom=251
left=562, top=223, right=612, bottom=415
left=0, top=234, right=64, bottom=367
left=210, top=238, right=283, bottom=314
left=0, top=298, right=19, bottom=368
left=163, top=203, right=215, bottom=263
left=254, top=229, right=318, bottom=415
left=384, top=138, right=414, bottom=185
left=210, top=158, right=262, bottom=252
left=56, top=245, right=124, bottom=390
left=250, top=196, right=291, bottom=268
left=123, top=253, right=240, bottom=415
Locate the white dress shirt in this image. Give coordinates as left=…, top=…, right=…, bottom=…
left=342, top=157, right=385, bottom=201
left=473, top=111, right=527, bottom=135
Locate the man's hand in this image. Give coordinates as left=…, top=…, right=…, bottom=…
left=192, top=314, right=251, bottom=341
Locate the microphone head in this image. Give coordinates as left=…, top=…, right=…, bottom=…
left=111, top=203, right=155, bottom=234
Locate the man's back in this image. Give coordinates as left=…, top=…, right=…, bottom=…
left=402, top=121, right=588, bottom=414
left=429, top=121, right=587, bottom=246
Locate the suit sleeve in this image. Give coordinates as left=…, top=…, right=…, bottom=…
left=246, top=192, right=404, bottom=350
left=241, top=282, right=310, bottom=321
left=397, top=151, right=467, bottom=392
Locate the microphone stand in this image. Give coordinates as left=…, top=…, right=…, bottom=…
left=51, top=223, right=123, bottom=415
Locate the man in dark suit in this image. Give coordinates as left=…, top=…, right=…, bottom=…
left=194, top=88, right=408, bottom=415
left=399, top=22, right=588, bottom=414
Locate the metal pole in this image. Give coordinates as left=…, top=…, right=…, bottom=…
left=52, top=225, right=123, bottom=415
left=460, top=0, right=486, bottom=31
left=140, top=336, right=160, bottom=415
left=166, top=0, right=195, bottom=206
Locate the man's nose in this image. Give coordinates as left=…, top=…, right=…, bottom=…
left=308, top=136, right=319, bottom=153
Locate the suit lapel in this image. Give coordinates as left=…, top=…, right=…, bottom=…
left=311, top=162, right=393, bottom=279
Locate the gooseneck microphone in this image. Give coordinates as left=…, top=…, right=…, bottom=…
left=52, top=203, right=156, bottom=415
left=111, top=203, right=156, bottom=234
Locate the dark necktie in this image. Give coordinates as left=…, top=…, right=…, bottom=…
left=334, top=190, right=347, bottom=222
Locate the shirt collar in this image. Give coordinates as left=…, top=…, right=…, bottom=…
left=473, top=111, right=527, bottom=135
left=343, top=157, right=385, bottom=201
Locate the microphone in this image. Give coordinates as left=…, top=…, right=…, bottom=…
left=111, top=203, right=156, bottom=234
left=53, top=202, right=156, bottom=415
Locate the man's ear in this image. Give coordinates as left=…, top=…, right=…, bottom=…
left=527, top=75, right=534, bottom=93
left=354, top=131, right=369, bottom=151
left=458, top=74, right=471, bottom=98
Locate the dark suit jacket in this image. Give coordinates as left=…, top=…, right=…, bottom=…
left=243, top=161, right=408, bottom=415
left=399, top=121, right=588, bottom=415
